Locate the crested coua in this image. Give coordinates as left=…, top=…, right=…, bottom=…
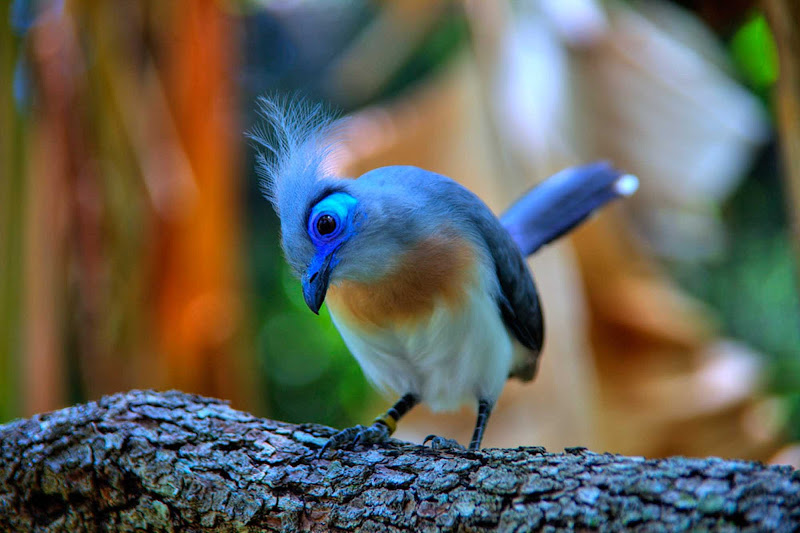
left=249, top=98, right=638, bottom=453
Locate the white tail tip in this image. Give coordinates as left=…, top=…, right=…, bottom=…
left=614, top=174, right=639, bottom=197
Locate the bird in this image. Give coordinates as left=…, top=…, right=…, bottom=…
left=249, top=97, right=638, bottom=453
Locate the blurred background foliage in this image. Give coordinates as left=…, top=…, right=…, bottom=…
left=672, top=10, right=800, bottom=440
left=0, top=0, right=798, bottom=459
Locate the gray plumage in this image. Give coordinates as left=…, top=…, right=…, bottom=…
left=337, top=166, right=544, bottom=381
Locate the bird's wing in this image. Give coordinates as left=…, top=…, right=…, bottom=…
left=501, top=162, right=638, bottom=257
left=472, top=210, right=544, bottom=381
left=473, top=162, right=637, bottom=380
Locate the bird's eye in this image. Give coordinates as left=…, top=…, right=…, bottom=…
left=316, top=214, right=337, bottom=236
left=308, top=192, right=356, bottom=242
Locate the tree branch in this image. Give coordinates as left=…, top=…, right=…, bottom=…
left=1, top=390, right=798, bottom=531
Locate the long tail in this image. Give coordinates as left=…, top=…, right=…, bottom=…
left=501, top=162, right=638, bottom=257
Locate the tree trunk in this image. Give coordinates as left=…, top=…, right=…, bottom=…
left=1, top=390, right=797, bottom=532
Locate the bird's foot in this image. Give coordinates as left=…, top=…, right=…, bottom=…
left=317, top=422, right=391, bottom=458
left=423, top=434, right=465, bottom=451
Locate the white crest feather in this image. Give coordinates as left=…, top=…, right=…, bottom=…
left=247, top=96, right=340, bottom=218
left=248, top=96, right=345, bottom=276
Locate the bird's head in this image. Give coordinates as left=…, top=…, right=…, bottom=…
left=249, top=97, right=410, bottom=314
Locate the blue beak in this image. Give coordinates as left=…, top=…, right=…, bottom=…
left=302, top=253, right=334, bottom=314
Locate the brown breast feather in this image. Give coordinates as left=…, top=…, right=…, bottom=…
left=326, top=235, right=477, bottom=329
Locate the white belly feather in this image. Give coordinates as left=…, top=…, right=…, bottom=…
left=328, top=273, right=514, bottom=411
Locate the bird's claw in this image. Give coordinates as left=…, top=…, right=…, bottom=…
left=423, top=435, right=465, bottom=451
left=317, top=422, right=391, bottom=458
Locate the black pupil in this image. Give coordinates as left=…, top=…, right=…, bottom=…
left=317, top=215, right=337, bottom=235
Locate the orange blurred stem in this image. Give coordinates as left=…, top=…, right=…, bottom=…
left=0, top=10, right=25, bottom=421
left=764, top=0, right=800, bottom=290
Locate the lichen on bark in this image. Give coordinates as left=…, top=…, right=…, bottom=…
left=1, top=390, right=798, bottom=531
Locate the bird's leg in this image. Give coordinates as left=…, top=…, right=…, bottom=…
left=318, top=393, right=419, bottom=457
left=469, top=399, right=493, bottom=451
left=424, top=398, right=493, bottom=451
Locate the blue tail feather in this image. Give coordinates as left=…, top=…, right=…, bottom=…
left=501, top=162, right=638, bottom=257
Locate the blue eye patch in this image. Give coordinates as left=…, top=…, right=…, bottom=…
left=307, top=192, right=358, bottom=245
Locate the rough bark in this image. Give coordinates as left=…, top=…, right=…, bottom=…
left=0, top=390, right=798, bottom=532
